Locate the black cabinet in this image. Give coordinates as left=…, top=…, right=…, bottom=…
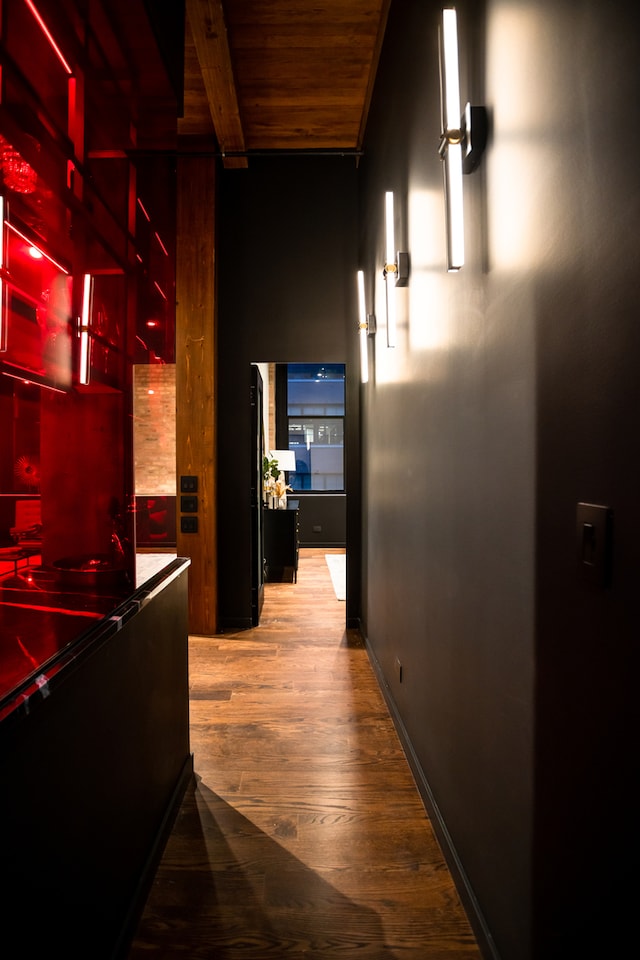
left=264, top=502, right=299, bottom=582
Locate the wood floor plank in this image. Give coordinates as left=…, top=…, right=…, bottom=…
left=127, top=548, right=482, bottom=959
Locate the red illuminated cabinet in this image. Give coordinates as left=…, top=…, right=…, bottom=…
left=0, top=0, right=177, bottom=578
left=0, top=2, right=185, bottom=958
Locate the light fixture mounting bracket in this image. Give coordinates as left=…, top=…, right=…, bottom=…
left=440, top=103, right=487, bottom=174
left=461, top=103, right=487, bottom=174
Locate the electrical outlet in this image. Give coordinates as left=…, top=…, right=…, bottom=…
left=180, top=495, right=198, bottom=513
left=180, top=516, right=198, bottom=534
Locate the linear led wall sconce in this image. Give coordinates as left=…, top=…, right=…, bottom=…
left=382, top=191, right=409, bottom=347
left=438, top=6, right=487, bottom=271
left=78, top=273, right=93, bottom=385
left=357, top=270, right=376, bottom=384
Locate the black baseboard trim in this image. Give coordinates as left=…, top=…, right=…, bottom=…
left=299, top=541, right=347, bottom=549
left=360, top=630, right=500, bottom=960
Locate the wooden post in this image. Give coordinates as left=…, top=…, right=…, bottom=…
left=175, top=155, right=217, bottom=634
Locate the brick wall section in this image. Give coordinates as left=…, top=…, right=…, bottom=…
left=133, top=365, right=176, bottom=495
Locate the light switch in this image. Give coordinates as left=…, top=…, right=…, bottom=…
left=180, top=475, right=198, bottom=493
left=576, top=502, right=613, bottom=588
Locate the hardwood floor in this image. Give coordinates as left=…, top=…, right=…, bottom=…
left=127, top=548, right=482, bottom=959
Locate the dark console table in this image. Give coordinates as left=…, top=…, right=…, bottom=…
left=264, top=500, right=299, bottom=582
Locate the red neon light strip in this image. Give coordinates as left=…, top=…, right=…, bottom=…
left=137, top=198, right=151, bottom=222
left=1, top=369, right=69, bottom=393
left=154, top=231, right=169, bottom=256
left=2, top=601, right=102, bottom=618
left=153, top=281, right=167, bottom=301
left=24, top=0, right=73, bottom=75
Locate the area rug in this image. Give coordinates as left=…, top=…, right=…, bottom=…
left=325, top=553, right=346, bottom=601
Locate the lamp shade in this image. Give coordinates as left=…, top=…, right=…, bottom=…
left=270, top=449, right=296, bottom=472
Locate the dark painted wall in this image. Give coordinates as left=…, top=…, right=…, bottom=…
left=358, top=1, right=637, bottom=959
left=217, top=158, right=360, bottom=629
left=297, top=493, right=346, bottom=547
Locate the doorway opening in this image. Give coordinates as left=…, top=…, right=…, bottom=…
left=251, top=362, right=347, bottom=625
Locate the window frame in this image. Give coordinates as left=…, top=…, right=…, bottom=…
left=275, top=362, right=346, bottom=494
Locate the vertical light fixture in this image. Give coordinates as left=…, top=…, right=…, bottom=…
left=439, top=8, right=464, bottom=270
left=384, top=192, right=397, bottom=347
left=357, top=270, right=369, bottom=383
left=438, top=7, right=487, bottom=272
left=78, top=272, right=92, bottom=385
left=382, top=191, right=409, bottom=348
left=0, top=195, right=6, bottom=352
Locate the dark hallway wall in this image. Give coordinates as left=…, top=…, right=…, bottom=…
left=357, top=1, right=638, bottom=959
left=216, top=158, right=360, bottom=629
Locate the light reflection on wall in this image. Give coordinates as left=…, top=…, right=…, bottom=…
left=486, top=5, right=560, bottom=271
left=407, top=188, right=452, bottom=354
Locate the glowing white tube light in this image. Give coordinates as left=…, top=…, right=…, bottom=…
left=78, top=272, right=92, bottom=385
left=385, top=191, right=395, bottom=268
left=445, top=141, right=464, bottom=270
left=441, top=8, right=464, bottom=271
left=442, top=8, right=461, bottom=134
left=384, top=192, right=397, bottom=346
left=357, top=270, right=369, bottom=384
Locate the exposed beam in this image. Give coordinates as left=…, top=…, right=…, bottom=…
left=186, top=0, right=248, bottom=169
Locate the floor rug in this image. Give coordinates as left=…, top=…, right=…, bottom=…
left=325, top=553, right=346, bottom=601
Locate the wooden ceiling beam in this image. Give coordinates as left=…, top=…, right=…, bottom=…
left=185, top=0, right=248, bottom=168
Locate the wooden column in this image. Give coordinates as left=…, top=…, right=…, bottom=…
left=175, top=156, right=217, bottom=634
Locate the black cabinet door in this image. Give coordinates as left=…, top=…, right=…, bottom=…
left=264, top=508, right=299, bottom=582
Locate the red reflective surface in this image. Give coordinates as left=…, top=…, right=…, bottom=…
left=0, top=1, right=177, bottom=721
left=0, top=561, right=128, bottom=707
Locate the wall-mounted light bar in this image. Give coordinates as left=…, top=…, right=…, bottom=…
left=78, top=273, right=93, bottom=385
left=438, top=7, right=487, bottom=271
left=382, top=192, right=409, bottom=348
left=385, top=191, right=395, bottom=279
left=357, top=270, right=369, bottom=384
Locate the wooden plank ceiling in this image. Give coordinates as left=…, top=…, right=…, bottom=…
left=180, top=0, right=392, bottom=168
